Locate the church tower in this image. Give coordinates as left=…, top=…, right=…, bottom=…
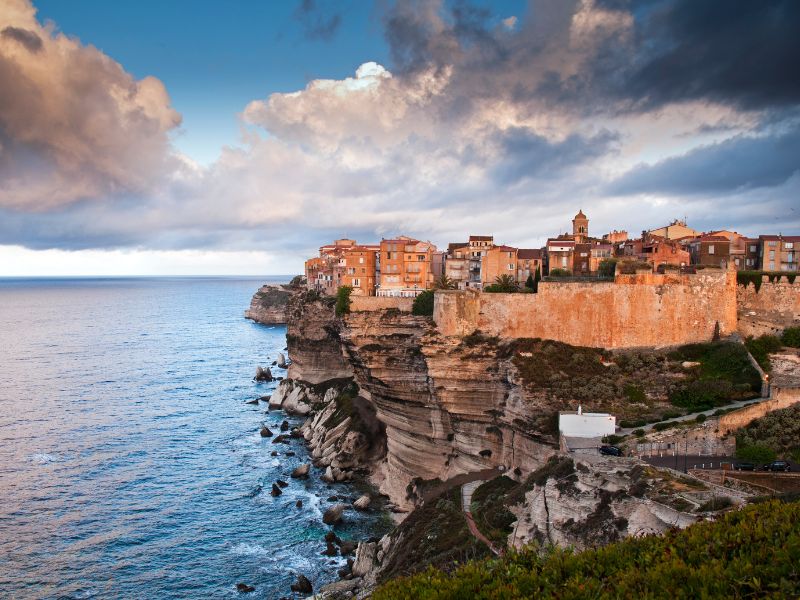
left=572, top=209, right=589, bottom=243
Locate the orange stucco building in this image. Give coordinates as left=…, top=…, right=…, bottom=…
left=378, top=237, right=438, bottom=297
left=481, top=245, right=518, bottom=286
left=342, top=245, right=380, bottom=296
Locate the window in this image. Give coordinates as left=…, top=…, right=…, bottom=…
left=750, top=245, right=757, bottom=252
left=417, top=254, right=425, bottom=261
left=708, top=245, right=715, bottom=255
left=561, top=257, right=568, bottom=267
left=786, top=242, right=794, bottom=249
left=768, top=241, right=777, bottom=247
left=359, top=257, right=364, bottom=264
left=508, top=263, right=514, bottom=270
left=353, top=278, right=360, bottom=286
left=769, top=262, right=775, bottom=270
left=770, top=250, right=775, bottom=259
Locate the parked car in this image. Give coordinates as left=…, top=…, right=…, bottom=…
left=599, top=445, right=622, bottom=456
left=733, top=462, right=755, bottom=471
left=761, top=461, right=791, bottom=472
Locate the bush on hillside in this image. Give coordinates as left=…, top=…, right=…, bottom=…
left=373, top=500, right=800, bottom=599
left=745, top=334, right=783, bottom=371
left=735, top=404, right=800, bottom=461
left=735, top=444, right=777, bottom=464
left=781, top=326, right=800, bottom=348
left=412, top=290, right=435, bottom=316
left=335, top=285, right=352, bottom=316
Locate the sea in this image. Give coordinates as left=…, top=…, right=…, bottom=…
left=0, top=277, right=389, bottom=599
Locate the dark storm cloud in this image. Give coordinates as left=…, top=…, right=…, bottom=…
left=609, top=128, right=800, bottom=196
left=293, top=0, right=342, bottom=41
left=488, top=127, right=619, bottom=184
left=381, top=0, right=800, bottom=115
left=1, top=26, right=42, bottom=53
left=622, top=0, right=800, bottom=111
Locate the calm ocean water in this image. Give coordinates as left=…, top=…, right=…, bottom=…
left=0, top=277, right=386, bottom=599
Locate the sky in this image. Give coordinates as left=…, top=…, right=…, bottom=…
left=0, top=0, right=798, bottom=276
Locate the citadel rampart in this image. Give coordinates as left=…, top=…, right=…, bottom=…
left=350, top=296, right=413, bottom=312
left=434, top=271, right=738, bottom=349
left=737, top=276, right=800, bottom=337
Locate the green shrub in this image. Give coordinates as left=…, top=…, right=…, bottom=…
left=335, top=285, right=353, bottom=316
left=695, top=413, right=707, bottom=423
left=653, top=421, right=677, bottom=432
left=781, top=326, right=800, bottom=348
left=623, top=383, right=646, bottom=403
left=373, top=500, right=800, bottom=599
left=745, top=334, right=783, bottom=371
left=484, top=274, right=519, bottom=293
left=735, top=444, right=776, bottom=464
left=598, top=258, right=617, bottom=277
left=548, top=268, right=571, bottom=277
left=602, top=434, right=624, bottom=445
left=697, top=496, right=733, bottom=512
left=633, top=428, right=645, bottom=437
left=669, top=380, right=734, bottom=412
left=412, top=290, right=435, bottom=316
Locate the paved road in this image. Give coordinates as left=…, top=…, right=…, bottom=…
left=643, top=455, right=800, bottom=471
left=618, top=396, right=765, bottom=436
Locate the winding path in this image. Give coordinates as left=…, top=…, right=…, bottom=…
left=461, top=480, right=504, bottom=556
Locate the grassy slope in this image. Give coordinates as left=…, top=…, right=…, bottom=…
left=374, top=499, right=800, bottom=599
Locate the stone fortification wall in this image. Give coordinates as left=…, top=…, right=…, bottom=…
left=718, top=386, right=800, bottom=435
left=737, top=276, right=800, bottom=337
left=434, top=271, right=737, bottom=349
left=350, top=296, right=413, bottom=312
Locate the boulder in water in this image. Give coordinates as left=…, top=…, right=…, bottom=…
left=277, top=353, right=288, bottom=369
left=322, top=542, right=338, bottom=556
left=338, top=540, right=357, bottom=556
left=322, top=503, right=345, bottom=525
left=295, top=499, right=303, bottom=508
left=259, top=425, right=273, bottom=437
left=280, top=420, right=289, bottom=432
left=254, top=366, right=273, bottom=382
left=276, top=479, right=288, bottom=488
left=236, top=583, right=255, bottom=593
left=353, top=495, right=371, bottom=511
left=290, top=574, right=312, bottom=594
left=270, top=483, right=282, bottom=497
left=246, top=398, right=259, bottom=405
left=291, top=464, right=310, bottom=479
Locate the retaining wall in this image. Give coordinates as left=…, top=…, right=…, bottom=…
left=434, top=271, right=737, bottom=349
left=737, top=276, right=800, bottom=337
left=350, top=296, right=413, bottom=312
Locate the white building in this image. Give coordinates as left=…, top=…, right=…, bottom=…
left=559, top=406, right=616, bottom=438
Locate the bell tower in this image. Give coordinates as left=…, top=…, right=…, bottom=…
left=572, top=209, right=589, bottom=243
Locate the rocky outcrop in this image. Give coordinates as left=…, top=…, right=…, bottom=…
left=244, top=284, right=292, bottom=324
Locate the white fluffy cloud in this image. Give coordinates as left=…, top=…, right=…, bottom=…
left=0, top=0, right=180, bottom=210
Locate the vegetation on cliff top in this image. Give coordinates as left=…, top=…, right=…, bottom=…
left=736, top=404, right=800, bottom=463
left=509, top=339, right=759, bottom=423
left=412, top=290, right=435, bottom=316
left=373, top=499, right=800, bottom=599
left=744, top=334, right=783, bottom=371
left=737, top=270, right=797, bottom=291
left=335, top=285, right=352, bottom=316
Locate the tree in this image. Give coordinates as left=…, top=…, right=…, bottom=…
left=525, top=274, right=535, bottom=291
left=412, top=290, right=435, bottom=316
left=434, top=274, right=458, bottom=290
left=335, top=285, right=353, bottom=316
left=598, top=259, right=617, bottom=277
left=736, top=443, right=776, bottom=464
left=549, top=268, right=571, bottom=277
left=533, top=266, right=541, bottom=292
left=484, top=274, right=519, bottom=293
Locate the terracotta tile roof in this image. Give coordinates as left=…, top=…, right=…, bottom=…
left=469, top=235, right=494, bottom=241
left=517, top=248, right=542, bottom=259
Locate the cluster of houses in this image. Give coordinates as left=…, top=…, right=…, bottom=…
left=304, top=210, right=799, bottom=298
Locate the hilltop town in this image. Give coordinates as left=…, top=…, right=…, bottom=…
left=303, top=210, right=798, bottom=298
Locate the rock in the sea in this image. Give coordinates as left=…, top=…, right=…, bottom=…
left=290, top=574, right=312, bottom=594
left=324, top=531, right=340, bottom=544
left=277, top=352, right=288, bottom=369
left=271, top=434, right=289, bottom=444
left=246, top=398, right=259, bottom=405
left=285, top=451, right=296, bottom=457
left=322, top=503, right=346, bottom=525
left=280, top=420, right=289, bottom=432
left=291, top=464, right=310, bottom=479
left=270, top=483, right=282, bottom=497
left=295, top=499, right=303, bottom=508
left=321, top=466, right=335, bottom=482
left=254, top=366, right=273, bottom=382
left=276, top=479, right=288, bottom=488
left=338, top=540, right=357, bottom=556
left=322, top=542, right=338, bottom=556
left=353, top=495, right=371, bottom=511
left=270, top=451, right=278, bottom=457
left=259, top=425, right=273, bottom=437
left=290, top=428, right=303, bottom=439
left=236, top=583, right=255, bottom=593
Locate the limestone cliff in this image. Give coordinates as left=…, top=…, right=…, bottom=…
left=244, top=284, right=292, bottom=324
